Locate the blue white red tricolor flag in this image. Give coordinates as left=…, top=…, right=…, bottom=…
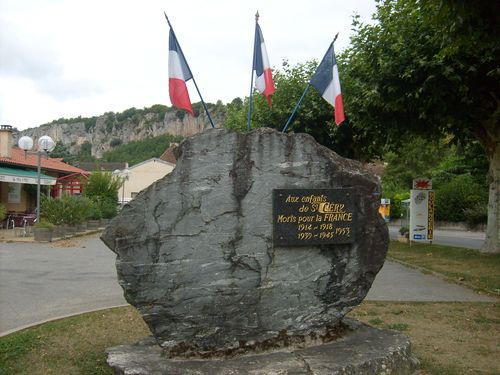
left=253, top=23, right=275, bottom=108
left=168, top=29, right=194, bottom=116
left=310, top=42, right=345, bottom=125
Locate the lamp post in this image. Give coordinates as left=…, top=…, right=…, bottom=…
left=113, top=168, right=130, bottom=205
left=18, top=135, right=56, bottom=223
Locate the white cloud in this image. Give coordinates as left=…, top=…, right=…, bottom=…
left=0, top=0, right=376, bottom=130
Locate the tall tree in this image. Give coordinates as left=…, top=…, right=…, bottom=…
left=224, top=60, right=360, bottom=159
left=342, top=0, right=499, bottom=252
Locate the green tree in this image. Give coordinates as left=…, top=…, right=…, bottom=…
left=77, top=141, right=94, bottom=162
left=342, top=0, right=499, bottom=251
left=223, top=60, right=360, bottom=158
left=382, top=137, right=447, bottom=195
left=83, top=172, right=123, bottom=201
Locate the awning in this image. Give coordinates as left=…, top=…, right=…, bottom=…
left=0, top=166, right=57, bottom=185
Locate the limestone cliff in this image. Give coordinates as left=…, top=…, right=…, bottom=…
left=17, top=105, right=222, bottom=158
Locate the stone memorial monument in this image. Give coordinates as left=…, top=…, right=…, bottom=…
left=102, top=128, right=418, bottom=374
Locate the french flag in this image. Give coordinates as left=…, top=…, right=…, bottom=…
left=310, top=42, right=345, bottom=125
left=168, top=29, right=194, bottom=116
left=253, top=23, right=275, bottom=108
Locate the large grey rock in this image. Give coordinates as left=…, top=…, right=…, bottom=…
left=106, top=319, right=419, bottom=374
left=101, top=128, right=389, bottom=353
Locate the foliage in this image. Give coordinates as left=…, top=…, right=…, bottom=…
left=98, top=198, right=118, bottom=219
left=77, top=141, right=94, bottom=162
left=110, top=138, right=122, bottom=147
left=41, top=195, right=93, bottom=225
left=0, top=203, right=6, bottom=221
left=81, top=172, right=121, bottom=220
left=342, top=0, right=499, bottom=154
left=41, top=196, right=66, bottom=225
left=343, top=0, right=498, bottom=251
left=83, top=172, right=122, bottom=201
left=84, top=116, right=98, bottom=132
left=430, top=141, right=489, bottom=187
left=381, top=137, right=447, bottom=195
left=102, top=134, right=182, bottom=166
left=463, top=203, right=488, bottom=230
left=434, top=174, right=488, bottom=222
left=223, top=60, right=357, bottom=157
left=389, top=192, right=410, bottom=220
left=148, top=104, right=168, bottom=121
left=34, top=219, right=54, bottom=230
left=381, top=136, right=488, bottom=222
left=87, top=199, right=102, bottom=220
left=49, top=141, right=72, bottom=160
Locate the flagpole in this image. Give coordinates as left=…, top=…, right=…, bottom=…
left=281, top=84, right=311, bottom=133
left=164, top=12, right=215, bottom=128
left=247, top=11, right=259, bottom=132
left=282, top=33, right=340, bottom=133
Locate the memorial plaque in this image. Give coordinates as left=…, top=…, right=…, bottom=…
left=273, top=188, right=356, bottom=246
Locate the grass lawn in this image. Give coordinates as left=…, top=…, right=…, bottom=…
left=388, top=241, right=500, bottom=296
left=1, top=241, right=498, bottom=374
left=348, top=301, right=499, bottom=375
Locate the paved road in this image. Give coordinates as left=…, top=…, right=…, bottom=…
left=388, top=226, right=485, bottom=249
left=0, top=233, right=495, bottom=336
left=0, top=235, right=127, bottom=336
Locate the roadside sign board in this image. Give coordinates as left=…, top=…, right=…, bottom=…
left=410, top=179, right=434, bottom=242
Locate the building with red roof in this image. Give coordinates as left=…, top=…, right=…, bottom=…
left=0, top=125, right=89, bottom=219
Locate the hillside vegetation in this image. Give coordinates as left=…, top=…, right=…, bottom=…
left=101, top=134, right=182, bottom=166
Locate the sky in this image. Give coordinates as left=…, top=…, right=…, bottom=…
left=0, top=0, right=376, bottom=131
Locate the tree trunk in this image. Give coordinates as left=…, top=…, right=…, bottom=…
left=483, top=143, right=499, bottom=253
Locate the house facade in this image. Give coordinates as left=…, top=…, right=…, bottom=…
left=0, top=125, right=88, bottom=217
left=120, top=158, right=175, bottom=203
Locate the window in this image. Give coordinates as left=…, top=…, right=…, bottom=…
left=8, top=183, right=22, bottom=203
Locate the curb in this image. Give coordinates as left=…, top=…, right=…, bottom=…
left=0, top=304, right=129, bottom=338
left=0, top=229, right=104, bottom=243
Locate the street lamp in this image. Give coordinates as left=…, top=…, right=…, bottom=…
left=113, top=168, right=130, bottom=205
left=18, top=135, right=56, bottom=223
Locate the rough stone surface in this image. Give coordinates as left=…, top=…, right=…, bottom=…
left=101, top=128, right=389, bottom=352
left=18, top=109, right=215, bottom=158
left=106, top=319, right=419, bottom=374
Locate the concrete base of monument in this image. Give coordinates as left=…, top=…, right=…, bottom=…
left=106, top=319, right=419, bottom=375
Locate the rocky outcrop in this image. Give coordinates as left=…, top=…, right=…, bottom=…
left=16, top=107, right=218, bottom=158
left=101, top=128, right=389, bottom=354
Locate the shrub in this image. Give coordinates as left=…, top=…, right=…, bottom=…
left=84, top=172, right=122, bottom=201
left=87, top=198, right=102, bottom=220
left=41, top=196, right=66, bottom=225
left=0, top=203, right=6, bottom=221
left=389, top=192, right=411, bottom=220
left=434, top=174, right=488, bottom=222
left=110, top=138, right=122, bottom=147
left=463, top=203, right=488, bottom=229
left=99, top=198, right=118, bottom=219
left=35, top=219, right=54, bottom=230
left=41, top=195, right=93, bottom=226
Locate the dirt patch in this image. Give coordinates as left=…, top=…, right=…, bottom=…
left=50, top=239, right=79, bottom=248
